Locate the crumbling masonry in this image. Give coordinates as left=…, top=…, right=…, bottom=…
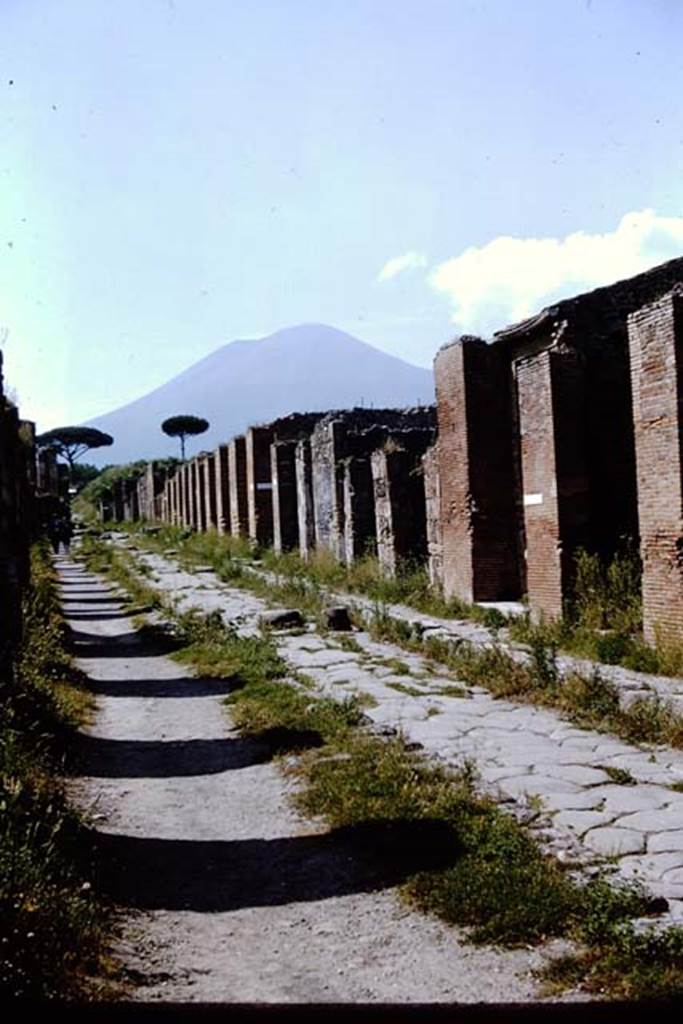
left=115, top=258, right=683, bottom=645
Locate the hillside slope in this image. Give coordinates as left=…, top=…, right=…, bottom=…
left=86, top=324, right=434, bottom=465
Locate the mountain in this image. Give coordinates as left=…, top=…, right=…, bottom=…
left=86, top=324, right=435, bottom=465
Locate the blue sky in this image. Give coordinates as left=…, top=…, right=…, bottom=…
left=1, top=0, right=682, bottom=429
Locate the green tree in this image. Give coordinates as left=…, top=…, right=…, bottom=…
left=161, top=415, right=209, bottom=459
left=36, top=426, right=114, bottom=479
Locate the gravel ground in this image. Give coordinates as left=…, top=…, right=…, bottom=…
left=59, top=557, right=582, bottom=1004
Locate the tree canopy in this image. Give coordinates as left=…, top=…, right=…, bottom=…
left=161, top=415, right=209, bottom=459
left=36, top=426, right=114, bottom=470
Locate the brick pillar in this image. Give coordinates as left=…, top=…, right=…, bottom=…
left=228, top=436, right=248, bottom=537
left=372, top=448, right=427, bottom=578
left=214, top=445, right=231, bottom=534
left=423, top=444, right=443, bottom=589
left=271, top=441, right=299, bottom=554
left=342, top=457, right=376, bottom=566
left=435, top=336, right=522, bottom=603
left=629, top=289, right=683, bottom=643
left=295, top=438, right=315, bottom=560
left=515, top=348, right=588, bottom=621
left=246, top=427, right=274, bottom=545
left=311, top=419, right=346, bottom=560
left=203, top=452, right=217, bottom=530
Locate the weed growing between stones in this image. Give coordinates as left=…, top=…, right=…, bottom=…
left=1, top=543, right=113, bottom=999
left=86, top=534, right=683, bottom=999
left=122, top=522, right=509, bottom=629
left=367, top=611, right=683, bottom=750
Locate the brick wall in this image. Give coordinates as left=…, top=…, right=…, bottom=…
left=435, top=337, right=521, bottom=603
left=515, top=348, right=588, bottom=620
left=629, top=288, right=683, bottom=643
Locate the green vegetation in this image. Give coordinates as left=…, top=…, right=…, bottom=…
left=510, top=545, right=683, bottom=677
left=367, top=611, right=683, bottom=748
left=122, top=523, right=683, bottom=680
left=83, top=531, right=683, bottom=999
left=160, top=414, right=209, bottom=460
left=1, top=543, right=113, bottom=999
left=177, top=607, right=683, bottom=998
left=36, top=426, right=113, bottom=475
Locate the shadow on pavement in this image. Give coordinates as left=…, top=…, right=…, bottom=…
left=67, top=733, right=270, bottom=777
left=84, top=675, right=241, bottom=699
left=91, top=819, right=460, bottom=911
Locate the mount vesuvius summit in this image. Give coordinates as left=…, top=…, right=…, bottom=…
left=86, top=324, right=435, bottom=465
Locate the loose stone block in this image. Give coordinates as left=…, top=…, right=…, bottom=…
left=260, top=608, right=305, bottom=629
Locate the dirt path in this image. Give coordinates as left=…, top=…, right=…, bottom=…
left=58, top=557, right=569, bottom=1004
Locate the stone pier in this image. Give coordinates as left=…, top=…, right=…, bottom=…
left=434, top=336, right=521, bottom=604
left=295, top=439, right=315, bottom=560
left=629, top=287, right=683, bottom=643
left=246, top=427, right=274, bottom=545
left=372, top=443, right=429, bottom=578
left=214, top=445, right=231, bottom=534
left=271, top=440, right=299, bottom=554
left=203, top=452, right=217, bottom=531
left=228, top=436, right=248, bottom=538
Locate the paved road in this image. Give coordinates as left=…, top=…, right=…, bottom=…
left=127, top=544, right=683, bottom=927
left=59, top=556, right=565, bottom=1003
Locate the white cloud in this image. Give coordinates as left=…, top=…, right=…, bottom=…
left=430, top=210, right=683, bottom=336
left=377, top=250, right=428, bottom=282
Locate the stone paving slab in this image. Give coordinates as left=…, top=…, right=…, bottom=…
left=115, top=543, right=683, bottom=927
left=229, top=554, right=683, bottom=708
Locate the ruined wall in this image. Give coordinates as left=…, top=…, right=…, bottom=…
left=435, top=338, right=520, bottom=603
left=629, top=288, right=683, bottom=643
left=203, top=452, right=217, bottom=530
left=214, top=445, right=231, bottom=534
left=372, top=445, right=428, bottom=578
left=515, top=350, right=589, bottom=620
left=246, top=427, right=274, bottom=545
left=422, top=444, right=443, bottom=589
left=228, top=436, right=248, bottom=537
left=295, top=439, right=315, bottom=559
left=271, top=441, right=299, bottom=554
left=310, top=409, right=436, bottom=564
